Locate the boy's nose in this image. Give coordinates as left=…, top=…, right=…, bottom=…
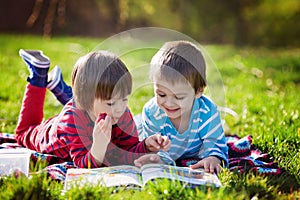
left=164, top=97, right=175, bottom=106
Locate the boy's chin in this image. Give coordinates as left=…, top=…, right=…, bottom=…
left=165, top=111, right=180, bottom=119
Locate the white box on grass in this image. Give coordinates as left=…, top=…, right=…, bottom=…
left=0, top=148, right=31, bottom=177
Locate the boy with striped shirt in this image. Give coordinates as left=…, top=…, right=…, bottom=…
left=137, top=41, right=228, bottom=174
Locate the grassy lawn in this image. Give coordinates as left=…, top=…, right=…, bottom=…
left=0, top=34, right=299, bottom=199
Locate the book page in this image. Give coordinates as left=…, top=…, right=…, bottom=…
left=141, top=164, right=222, bottom=187
left=64, top=165, right=142, bottom=190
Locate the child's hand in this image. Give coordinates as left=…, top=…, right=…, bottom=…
left=189, top=156, right=222, bottom=174
left=134, top=154, right=162, bottom=168
left=93, top=113, right=112, bottom=145
left=145, top=134, right=171, bottom=152
left=91, top=113, right=112, bottom=165
left=93, top=113, right=112, bottom=146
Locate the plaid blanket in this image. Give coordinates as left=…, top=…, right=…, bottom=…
left=177, top=134, right=283, bottom=175
left=0, top=133, right=282, bottom=182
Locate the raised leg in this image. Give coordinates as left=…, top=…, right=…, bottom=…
left=47, top=65, right=73, bottom=105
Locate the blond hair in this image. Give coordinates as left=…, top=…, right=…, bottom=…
left=72, top=50, right=132, bottom=111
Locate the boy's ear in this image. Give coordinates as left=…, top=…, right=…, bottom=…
left=195, top=87, right=205, bottom=98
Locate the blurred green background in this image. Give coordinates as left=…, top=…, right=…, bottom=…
left=1, top=0, right=299, bottom=47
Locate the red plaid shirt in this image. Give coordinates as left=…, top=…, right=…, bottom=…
left=23, top=100, right=147, bottom=168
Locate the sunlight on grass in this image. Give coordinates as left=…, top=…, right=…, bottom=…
left=0, top=34, right=299, bottom=199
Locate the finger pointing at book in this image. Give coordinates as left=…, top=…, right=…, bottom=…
left=145, top=134, right=171, bottom=152
left=134, top=154, right=162, bottom=168
left=189, top=156, right=222, bottom=175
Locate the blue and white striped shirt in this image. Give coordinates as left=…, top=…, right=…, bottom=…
left=140, top=95, right=228, bottom=166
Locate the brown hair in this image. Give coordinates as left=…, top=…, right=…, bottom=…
left=150, top=41, right=206, bottom=94
left=72, top=50, right=132, bottom=111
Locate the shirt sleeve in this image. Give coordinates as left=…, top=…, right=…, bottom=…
left=157, top=151, right=176, bottom=165
left=140, top=99, right=177, bottom=165
left=140, top=99, right=162, bottom=140
left=198, top=104, right=228, bottom=166
left=56, top=107, right=101, bottom=168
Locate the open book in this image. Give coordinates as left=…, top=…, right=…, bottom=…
left=64, top=164, right=222, bottom=190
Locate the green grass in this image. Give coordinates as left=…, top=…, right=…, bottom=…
left=0, top=34, right=299, bottom=199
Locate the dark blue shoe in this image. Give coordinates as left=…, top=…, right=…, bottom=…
left=19, top=49, right=50, bottom=87
left=47, top=66, right=73, bottom=105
